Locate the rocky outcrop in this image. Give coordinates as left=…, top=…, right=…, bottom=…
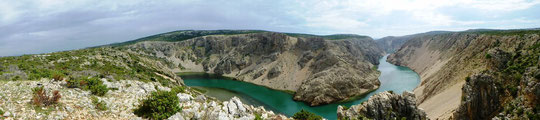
left=337, top=91, right=427, bottom=120
left=388, top=29, right=540, bottom=119
left=453, top=73, right=501, bottom=119
left=125, top=32, right=384, bottom=106
left=456, top=66, right=540, bottom=120
left=167, top=96, right=289, bottom=120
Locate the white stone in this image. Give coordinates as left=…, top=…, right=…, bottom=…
left=177, top=93, right=193, bottom=102
left=167, top=113, right=185, bottom=120
left=226, top=100, right=238, bottom=116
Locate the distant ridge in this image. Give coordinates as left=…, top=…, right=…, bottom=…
left=103, top=30, right=373, bottom=47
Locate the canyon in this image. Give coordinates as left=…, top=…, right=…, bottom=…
left=1, top=29, right=539, bottom=119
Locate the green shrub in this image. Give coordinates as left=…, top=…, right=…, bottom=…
left=134, top=90, right=181, bottom=120
left=527, top=111, right=540, bottom=119
left=91, top=96, right=108, bottom=111
left=254, top=113, right=263, bottom=120
left=0, top=109, right=4, bottom=115
left=485, top=53, right=492, bottom=59
left=465, top=76, right=471, bottom=82
left=66, top=77, right=109, bottom=96
left=517, top=107, right=524, bottom=115
left=66, top=77, right=81, bottom=88
left=12, top=76, right=20, bottom=81
left=508, top=85, right=518, bottom=97
left=292, top=109, right=322, bottom=120
left=534, top=73, right=540, bottom=80
left=90, top=84, right=109, bottom=96
left=171, top=86, right=186, bottom=94
left=342, top=106, right=349, bottom=110
left=51, top=72, right=64, bottom=81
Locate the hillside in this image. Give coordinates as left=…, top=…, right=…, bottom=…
left=388, top=29, right=540, bottom=119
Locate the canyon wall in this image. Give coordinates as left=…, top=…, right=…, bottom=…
left=388, top=30, right=540, bottom=119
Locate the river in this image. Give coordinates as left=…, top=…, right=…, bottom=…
left=182, top=55, right=420, bottom=120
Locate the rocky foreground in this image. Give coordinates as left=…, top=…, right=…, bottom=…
left=337, top=91, right=427, bottom=120
left=0, top=79, right=289, bottom=120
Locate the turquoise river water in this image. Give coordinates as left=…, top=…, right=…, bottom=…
left=182, top=55, right=420, bottom=120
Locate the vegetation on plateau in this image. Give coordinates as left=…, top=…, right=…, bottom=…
left=0, top=47, right=177, bottom=87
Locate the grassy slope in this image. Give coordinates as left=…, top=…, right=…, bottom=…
left=0, top=47, right=177, bottom=86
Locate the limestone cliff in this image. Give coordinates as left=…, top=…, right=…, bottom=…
left=121, top=31, right=384, bottom=106
left=337, top=91, right=427, bottom=120
left=388, top=29, right=540, bottom=119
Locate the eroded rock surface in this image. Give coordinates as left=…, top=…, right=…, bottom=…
left=337, top=91, right=427, bottom=120
left=453, top=73, right=501, bottom=119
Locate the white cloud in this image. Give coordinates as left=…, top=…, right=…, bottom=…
left=1, top=0, right=540, bottom=56
left=467, top=0, right=540, bottom=11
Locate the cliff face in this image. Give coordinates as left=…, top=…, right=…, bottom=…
left=388, top=29, right=540, bottom=119
left=453, top=73, right=501, bottom=119
left=454, top=45, right=540, bottom=119
left=376, top=31, right=450, bottom=53
left=123, top=32, right=384, bottom=106
left=376, top=36, right=409, bottom=53
left=337, top=91, right=427, bottom=120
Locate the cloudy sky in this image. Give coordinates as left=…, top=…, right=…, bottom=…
left=1, top=0, right=539, bottom=56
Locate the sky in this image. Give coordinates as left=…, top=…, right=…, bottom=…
left=1, top=0, right=540, bottom=56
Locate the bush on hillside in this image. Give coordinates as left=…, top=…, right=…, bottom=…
left=91, top=96, right=108, bottom=111
left=254, top=113, right=263, bottom=120
left=134, top=90, right=181, bottom=120
left=51, top=72, right=64, bottom=81
left=292, top=109, right=322, bottom=120
left=171, top=86, right=186, bottom=94
left=66, top=76, right=109, bottom=96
